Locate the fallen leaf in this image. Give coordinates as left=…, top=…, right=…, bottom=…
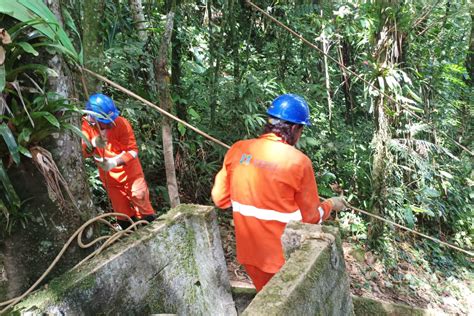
left=0, top=29, right=11, bottom=45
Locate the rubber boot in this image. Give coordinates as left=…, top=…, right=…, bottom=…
left=117, top=220, right=133, bottom=230
left=143, top=215, right=156, bottom=223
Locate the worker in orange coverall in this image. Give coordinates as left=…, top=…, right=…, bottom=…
left=212, top=94, right=346, bottom=292
left=82, top=93, right=156, bottom=229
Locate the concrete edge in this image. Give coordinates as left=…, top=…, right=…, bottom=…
left=352, top=295, right=432, bottom=316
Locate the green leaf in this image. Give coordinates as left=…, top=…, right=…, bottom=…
left=177, top=123, right=186, bottom=136
left=321, top=171, right=337, bottom=181
left=18, top=127, right=32, bottom=145
left=16, top=41, right=39, bottom=56
left=377, top=76, right=385, bottom=91
left=62, top=123, right=91, bottom=147
left=410, top=205, right=434, bottom=216
left=439, top=170, right=453, bottom=179
left=0, top=159, right=21, bottom=209
left=31, top=111, right=60, bottom=128
left=0, top=123, right=20, bottom=165
left=305, top=137, right=320, bottom=147
left=7, top=64, right=57, bottom=82
left=404, top=207, right=415, bottom=228
left=0, top=0, right=79, bottom=62
left=0, top=64, right=5, bottom=93
left=422, top=187, right=441, bottom=198
left=188, top=108, right=201, bottom=121
left=18, top=145, right=32, bottom=158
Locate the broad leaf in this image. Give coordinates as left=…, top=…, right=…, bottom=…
left=0, top=0, right=79, bottom=62
left=0, top=123, right=20, bottom=165
left=0, top=64, right=5, bottom=92
left=18, top=145, right=32, bottom=158
left=16, top=41, right=38, bottom=56
left=63, top=123, right=91, bottom=148
left=31, top=111, right=60, bottom=128
left=0, top=158, right=21, bottom=209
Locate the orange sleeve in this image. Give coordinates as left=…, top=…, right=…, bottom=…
left=295, top=157, right=333, bottom=224
left=81, top=118, right=94, bottom=158
left=211, top=150, right=232, bottom=209
left=117, top=118, right=139, bottom=165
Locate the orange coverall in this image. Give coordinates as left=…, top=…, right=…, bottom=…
left=81, top=116, right=155, bottom=220
left=212, top=133, right=333, bottom=291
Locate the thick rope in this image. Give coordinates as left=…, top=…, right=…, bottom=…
left=0, top=213, right=148, bottom=314
left=343, top=202, right=474, bottom=256
left=81, top=67, right=231, bottom=149
left=318, top=197, right=473, bottom=256
left=80, top=67, right=473, bottom=257
left=245, top=0, right=473, bottom=157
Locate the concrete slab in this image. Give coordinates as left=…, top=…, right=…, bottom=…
left=13, top=204, right=237, bottom=315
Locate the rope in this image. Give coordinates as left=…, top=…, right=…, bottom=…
left=81, top=67, right=231, bottom=150
left=343, top=201, right=473, bottom=257
left=318, top=197, right=473, bottom=256
left=3, top=5, right=469, bottom=310
left=80, top=67, right=472, bottom=257
left=0, top=213, right=149, bottom=314
left=245, top=0, right=473, bottom=157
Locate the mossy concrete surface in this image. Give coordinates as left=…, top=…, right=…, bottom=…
left=243, top=222, right=353, bottom=316
left=352, top=295, right=431, bottom=316
left=13, top=204, right=236, bottom=315
left=231, top=281, right=257, bottom=314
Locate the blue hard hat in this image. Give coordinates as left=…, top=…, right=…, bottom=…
left=267, top=94, right=311, bottom=125
left=86, top=93, right=119, bottom=124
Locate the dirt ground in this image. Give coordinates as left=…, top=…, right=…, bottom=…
left=218, top=212, right=473, bottom=315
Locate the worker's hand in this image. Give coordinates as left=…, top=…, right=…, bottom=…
left=95, top=156, right=119, bottom=171
left=329, top=197, right=347, bottom=211
left=91, top=136, right=107, bottom=148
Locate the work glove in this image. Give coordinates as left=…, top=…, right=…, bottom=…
left=329, top=197, right=347, bottom=211
left=95, top=156, right=119, bottom=171
left=91, top=136, right=107, bottom=148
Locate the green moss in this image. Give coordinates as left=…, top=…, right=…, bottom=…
left=246, top=231, right=350, bottom=315
left=160, top=204, right=213, bottom=226
left=14, top=268, right=98, bottom=313
left=352, top=296, right=427, bottom=316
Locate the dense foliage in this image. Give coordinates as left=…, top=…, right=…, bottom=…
left=85, top=0, right=473, bottom=252
left=0, top=0, right=472, bottom=310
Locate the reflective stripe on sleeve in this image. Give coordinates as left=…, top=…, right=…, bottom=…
left=128, top=150, right=138, bottom=158
left=231, top=201, right=302, bottom=223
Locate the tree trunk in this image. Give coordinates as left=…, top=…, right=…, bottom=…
left=368, top=96, right=390, bottom=248
left=83, top=0, right=104, bottom=92
left=338, top=41, right=354, bottom=123
left=466, top=6, right=474, bottom=87
left=367, top=2, right=401, bottom=248
left=129, top=0, right=148, bottom=41
left=460, top=6, right=473, bottom=148
left=229, top=0, right=240, bottom=101
left=318, top=4, right=333, bottom=130
left=208, top=0, right=221, bottom=126
left=322, top=31, right=333, bottom=128
left=171, top=1, right=185, bottom=121
left=155, top=11, right=180, bottom=208
left=0, top=0, right=95, bottom=300
left=129, top=0, right=156, bottom=97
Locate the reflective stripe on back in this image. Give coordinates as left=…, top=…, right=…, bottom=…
left=232, top=200, right=302, bottom=223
